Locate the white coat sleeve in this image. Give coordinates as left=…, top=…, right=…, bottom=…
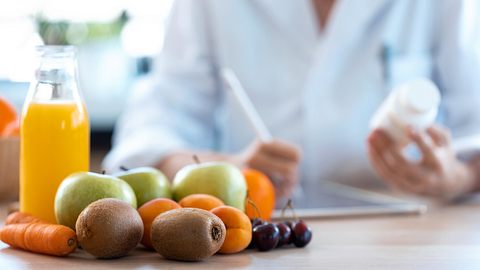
left=103, top=0, right=220, bottom=172
left=435, top=0, right=480, bottom=137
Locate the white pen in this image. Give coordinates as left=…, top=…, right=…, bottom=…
left=221, top=68, right=273, bottom=142
left=222, top=68, right=306, bottom=199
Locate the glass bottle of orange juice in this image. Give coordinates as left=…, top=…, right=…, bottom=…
left=20, top=46, right=90, bottom=223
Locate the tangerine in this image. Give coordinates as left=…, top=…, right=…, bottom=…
left=0, top=97, right=17, bottom=135
left=243, top=168, right=276, bottom=220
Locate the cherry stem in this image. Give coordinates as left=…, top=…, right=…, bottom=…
left=193, top=155, right=201, bottom=165
left=120, top=166, right=129, bottom=171
left=246, top=190, right=262, bottom=220
left=281, top=199, right=298, bottom=220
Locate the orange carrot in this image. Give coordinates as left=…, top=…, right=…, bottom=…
left=5, top=212, right=46, bottom=225
left=0, top=223, right=77, bottom=256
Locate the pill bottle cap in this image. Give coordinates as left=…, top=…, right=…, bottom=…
left=399, top=78, right=440, bottom=114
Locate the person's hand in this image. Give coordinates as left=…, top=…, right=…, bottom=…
left=367, top=125, right=476, bottom=200
left=156, top=139, right=301, bottom=198
left=233, top=139, right=301, bottom=198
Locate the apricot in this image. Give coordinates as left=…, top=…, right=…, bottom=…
left=179, top=194, right=224, bottom=211
left=138, top=198, right=181, bottom=249
left=211, top=206, right=252, bottom=254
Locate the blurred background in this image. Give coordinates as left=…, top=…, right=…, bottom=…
left=0, top=0, right=174, bottom=169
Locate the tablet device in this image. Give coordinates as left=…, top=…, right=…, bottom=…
left=271, top=182, right=427, bottom=220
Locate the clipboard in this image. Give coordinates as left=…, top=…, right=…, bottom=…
left=271, top=182, right=427, bottom=220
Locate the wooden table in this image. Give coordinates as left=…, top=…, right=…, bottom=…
left=1, top=198, right=480, bottom=270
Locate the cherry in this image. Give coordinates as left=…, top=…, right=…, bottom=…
left=282, top=220, right=295, bottom=244
left=275, top=222, right=292, bottom=247
left=292, top=220, right=312, bottom=248
left=248, top=218, right=266, bottom=249
left=252, top=223, right=280, bottom=251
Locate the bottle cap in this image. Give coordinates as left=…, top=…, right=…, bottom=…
left=399, top=78, right=440, bottom=114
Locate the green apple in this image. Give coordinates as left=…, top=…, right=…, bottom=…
left=115, top=167, right=172, bottom=207
left=54, top=172, right=137, bottom=230
left=172, top=162, right=247, bottom=211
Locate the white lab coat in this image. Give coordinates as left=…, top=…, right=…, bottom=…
left=104, top=0, right=480, bottom=201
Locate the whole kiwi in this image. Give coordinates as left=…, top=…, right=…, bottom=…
left=151, top=208, right=226, bottom=261
left=76, top=198, right=143, bottom=259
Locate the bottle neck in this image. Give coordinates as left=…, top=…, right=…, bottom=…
left=28, top=46, right=82, bottom=103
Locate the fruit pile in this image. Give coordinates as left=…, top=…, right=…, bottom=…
left=0, top=159, right=313, bottom=262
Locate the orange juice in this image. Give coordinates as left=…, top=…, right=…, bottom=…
left=20, top=101, right=89, bottom=223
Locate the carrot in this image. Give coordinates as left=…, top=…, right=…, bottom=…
left=5, top=212, right=46, bottom=225
left=0, top=223, right=77, bottom=256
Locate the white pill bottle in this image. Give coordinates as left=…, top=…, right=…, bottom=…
left=370, top=78, right=441, bottom=145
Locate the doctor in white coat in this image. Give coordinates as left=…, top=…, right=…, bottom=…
left=104, top=0, right=480, bottom=202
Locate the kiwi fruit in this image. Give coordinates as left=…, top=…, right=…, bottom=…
left=151, top=208, right=226, bottom=261
left=76, top=198, right=143, bottom=259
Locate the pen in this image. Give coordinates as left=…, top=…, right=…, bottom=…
left=221, top=69, right=305, bottom=199
left=221, top=68, right=273, bottom=142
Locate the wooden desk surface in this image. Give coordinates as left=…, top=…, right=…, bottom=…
left=0, top=199, right=479, bottom=270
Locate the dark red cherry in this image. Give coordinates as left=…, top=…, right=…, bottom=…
left=275, top=223, right=292, bottom=247
left=248, top=218, right=266, bottom=249
left=252, top=223, right=280, bottom=251
left=282, top=220, right=295, bottom=244
left=292, top=220, right=312, bottom=248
